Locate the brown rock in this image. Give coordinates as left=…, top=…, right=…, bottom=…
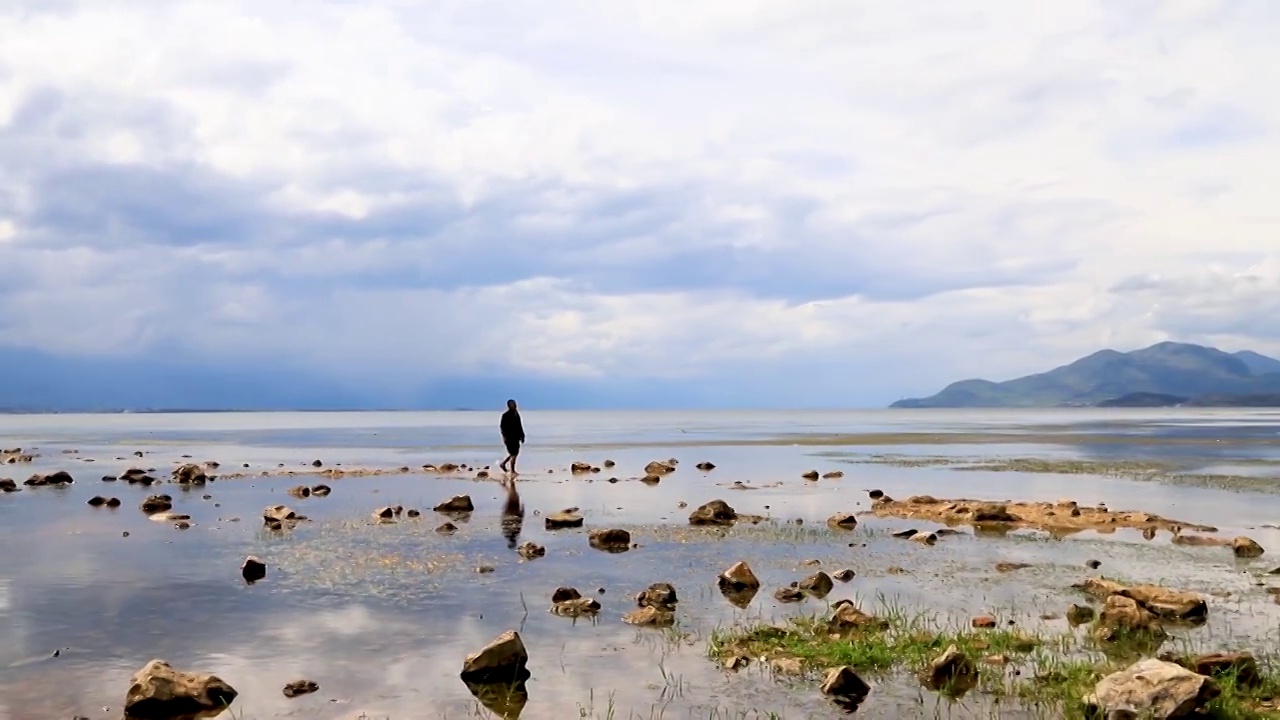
left=0, top=478, right=17, bottom=492
left=263, top=505, right=305, bottom=529
left=1067, top=603, right=1096, bottom=626
left=644, top=461, right=675, bottom=475
left=919, top=644, right=978, bottom=694
left=798, top=572, right=834, bottom=597
left=995, top=562, right=1033, bottom=573
left=1191, top=652, right=1259, bottom=687
left=436, top=522, right=458, bottom=534
left=603, top=459, right=616, bottom=468
left=551, top=596, right=601, bottom=617
left=124, top=659, right=238, bottom=718
left=241, top=557, right=266, bottom=583
left=87, top=496, right=108, bottom=507
left=434, top=495, right=474, bottom=513
left=821, top=666, right=870, bottom=699
left=288, top=485, right=312, bottom=498
left=827, top=513, right=858, bottom=529
left=570, top=462, right=593, bottom=474
left=172, top=464, right=209, bottom=485
left=461, top=631, right=529, bottom=683
left=828, top=601, right=886, bottom=633
left=140, top=494, right=173, bottom=514
left=310, top=484, right=331, bottom=497
left=640, top=473, right=662, bottom=485
left=588, top=528, right=631, bottom=552
left=770, top=658, right=804, bottom=676
left=1074, top=577, right=1207, bottom=622
left=774, top=586, right=805, bottom=603
left=545, top=510, right=583, bottom=529
left=823, top=471, right=844, bottom=478
left=517, top=542, right=545, bottom=560
left=910, top=531, right=938, bottom=545
left=971, top=615, right=997, bottom=629
left=695, top=462, right=715, bottom=471
left=834, top=569, right=855, bottom=582
left=1094, top=595, right=1167, bottom=643
left=624, top=606, right=675, bottom=626
left=802, top=470, right=820, bottom=480
left=1231, top=536, right=1265, bottom=558
left=282, top=679, right=318, bottom=698
left=636, top=582, right=678, bottom=611
left=689, top=499, right=737, bottom=526
left=718, top=561, right=761, bottom=590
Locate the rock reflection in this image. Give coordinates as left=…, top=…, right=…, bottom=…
left=719, top=585, right=759, bottom=609
left=464, top=679, right=529, bottom=719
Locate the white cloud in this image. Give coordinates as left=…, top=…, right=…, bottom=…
left=0, top=0, right=1278, bottom=404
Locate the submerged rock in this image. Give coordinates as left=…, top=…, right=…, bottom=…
left=24, top=470, right=74, bottom=487
left=140, top=495, right=173, bottom=514
left=1231, top=536, right=1265, bottom=558
left=461, top=631, right=530, bottom=684
left=545, top=510, right=584, bottom=529
left=1086, top=658, right=1219, bottom=719
left=823, top=471, right=845, bottom=479
left=282, top=679, right=319, bottom=698
left=644, top=460, right=676, bottom=475
left=0, top=478, right=18, bottom=493
left=689, top=500, right=737, bottom=526
left=821, top=665, right=870, bottom=700
left=550, top=589, right=599, bottom=616
left=919, top=645, right=978, bottom=695
left=241, top=557, right=267, bottom=584
left=802, top=470, right=819, bottom=480
left=798, top=572, right=834, bottom=598
left=172, top=464, right=209, bottom=485
left=718, top=561, right=761, bottom=590
left=517, top=542, right=545, bottom=560
left=696, top=462, right=716, bottom=471
left=436, top=522, right=458, bottom=534
left=1074, top=577, right=1207, bottom=622
left=588, top=528, right=631, bottom=553
left=636, top=582, right=678, bottom=611
left=1094, top=595, right=1167, bottom=644
left=434, top=495, right=475, bottom=513
left=826, top=513, right=858, bottom=529
left=310, top=484, right=332, bottom=497
left=623, top=606, right=675, bottom=626
left=124, top=659, right=238, bottom=719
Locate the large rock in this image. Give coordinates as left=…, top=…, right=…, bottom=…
left=123, top=659, right=238, bottom=719
left=1231, top=536, right=1265, bottom=558
left=1190, top=652, right=1260, bottom=687
left=140, top=495, right=173, bottom=514
left=0, top=478, right=18, bottom=492
left=689, top=500, right=738, bottom=526
left=718, top=561, right=761, bottom=590
left=919, top=645, right=978, bottom=695
left=637, top=582, right=678, bottom=611
left=645, top=460, right=676, bottom=475
left=827, top=513, right=858, bottom=529
left=623, top=606, right=675, bottom=626
left=241, top=557, right=266, bottom=584
left=545, top=510, right=584, bottom=529
left=1087, top=658, right=1219, bottom=719
left=173, top=464, right=209, bottom=485
left=461, top=631, right=530, bottom=684
left=434, top=495, right=475, bottom=513
left=1074, top=577, right=1207, bottom=622
left=1094, top=595, right=1167, bottom=643
left=24, top=470, right=74, bottom=486
left=798, top=572, right=834, bottom=598
left=588, top=528, right=631, bottom=552
left=821, top=666, right=871, bottom=699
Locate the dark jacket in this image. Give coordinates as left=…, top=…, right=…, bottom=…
left=500, top=409, right=525, bottom=444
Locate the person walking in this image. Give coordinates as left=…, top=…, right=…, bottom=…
left=499, top=399, right=525, bottom=475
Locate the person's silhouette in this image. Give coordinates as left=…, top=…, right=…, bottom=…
left=499, top=399, right=525, bottom=475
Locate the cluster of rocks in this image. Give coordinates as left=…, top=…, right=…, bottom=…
left=1, top=448, right=34, bottom=464
left=24, top=470, right=74, bottom=487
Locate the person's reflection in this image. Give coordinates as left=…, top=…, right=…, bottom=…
left=500, top=477, right=524, bottom=550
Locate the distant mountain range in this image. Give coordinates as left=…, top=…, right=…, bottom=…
left=891, top=342, right=1280, bottom=408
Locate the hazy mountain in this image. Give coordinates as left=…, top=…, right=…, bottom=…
left=892, top=342, right=1280, bottom=408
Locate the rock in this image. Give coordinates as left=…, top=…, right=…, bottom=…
left=282, top=679, right=319, bottom=698
left=0, top=478, right=17, bottom=492
left=868, top=489, right=885, bottom=500
left=829, top=601, right=886, bottom=633
left=971, top=615, right=997, bottom=629
left=311, top=459, right=323, bottom=467
left=1087, top=658, right=1219, bottom=719
left=570, top=462, right=593, bottom=474
left=1231, top=536, right=1265, bottom=558
left=689, top=499, right=738, bottom=526
left=140, top=495, right=173, bottom=514
left=972, top=503, right=1017, bottom=522
left=891, top=528, right=917, bottom=539
left=724, top=655, right=750, bottom=671
left=623, top=606, right=675, bottom=626
left=718, top=561, right=761, bottom=590
left=910, top=531, right=938, bottom=545
left=436, top=522, right=458, bottom=534
left=147, top=511, right=190, bottom=523
left=995, top=562, right=1033, bottom=573
left=289, top=485, right=312, bottom=498
left=545, top=510, right=584, bottom=529
left=434, top=495, right=474, bottom=513
left=241, top=557, right=266, bottom=584
left=123, top=659, right=238, bottom=719
left=172, top=464, right=209, bottom=485
left=475, top=565, right=495, bottom=574
left=636, top=582, right=678, bottom=611
left=310, top=484, right=331, bottom=497
left=640, top=473, right=662, bottom=485
left=588, top=528, right=631, bottom=552
left=770, top=658, right=804, bottom=676
left=87, top=496, right=108, bottom=507
left=603, top=459, right=616, bottom=468
left=461, top=631, right=529, bottom=684
left=509, top=540, right=542, bottom=561
left=827, top=513, right=858, bottom=529
left=821, top=666, right=870, bottom=699
left=834, top=569, right=856, bottom=582
left=1190, top=652, right=1259, bottom=687
left=774, top=586, right=805, bottom=603
left=1094, top=595, right=1166, bottom=643
left=106, top=497, right=121, bottom=507
left=802, top=470, right=820, bottom=480
left=1086, top=559, right=1102, bottom=569
left=799, top=572, right=834, bottom=597
left=919, top=645, right=978, bottom=694
left=551, top=587, right=582, bottom=604
left=24, top=470, right=74, bottom=486
left=551, top=596, right=601, bottom=617
left=263, top=505, right=304, bottom=529
left=696, top=462, right=716, bottom=471
left=644, top=461, right=676, bottom=475
left=1074, top=577, right=1207, bottom=622
left=373, top=506, right=397, bottom=520
left=406, top=508, right=420, bottom=518
left=823, top=471, right=844, bottom=479
left=1067, top=603, right=1096, bottom=626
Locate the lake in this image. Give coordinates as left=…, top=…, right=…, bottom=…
left=2, top=409, right=1279, bottom=719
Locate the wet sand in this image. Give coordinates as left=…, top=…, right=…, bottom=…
left=1, top=410, right=1278, bottom=719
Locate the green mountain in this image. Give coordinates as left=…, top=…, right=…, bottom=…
left=891, top=342, right=1280, bottom=408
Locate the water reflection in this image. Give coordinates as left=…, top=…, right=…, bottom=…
left=465, top=679, right=528, bottom=719
left=500, top=477, right=524, bottom=551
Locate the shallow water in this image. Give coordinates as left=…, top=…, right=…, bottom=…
left=1, top=409, right=1279, bottom=719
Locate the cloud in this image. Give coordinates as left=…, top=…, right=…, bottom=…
left=0, top=0, right=1278, bottom=407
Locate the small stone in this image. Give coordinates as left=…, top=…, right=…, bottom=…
left=436, top=522, right=458, bottom=534
left=241, top=557, right=267, bottom=583
left=823, top=470, right=844, bottom=479
left=1086, top=559, right=1102, bottom=569
left=545, top=510, right=584, bottom=529
left=475, top=565, right=495, bottom=574
left=696, top=462, right=716, bottom=471
left=87, top=496, right=107, bottom=507
left=868, top=489, right=884, bottom=500
left=282, top=679, right=319, bottom=698
left=798, top=572, right=834, bottom=597
left=588, top=528, right=631, bottom=552
left=689, top=499, right=738, bottom=526
left=919, top=644, right=978, bottom=694
left=636, top=582, right=678, bottom=611
left=1231, top=536, right=1265, bottom=559
left=310, top=484, right=331, bottom=496
left=718, top=561, right=761, bottom=590
left=434, top=495, right=474, bottom=513
left=517, top=542, right=545, bottom=560
left=623, top=606, right=675, bottom=626
left=821, top=666, right=870, bottom=698
left=774, top=586, right=805, bottom=603
left=827, top=513, right=858, bottom=529
left=971, top=615, right=997, bottom=629
left=834, top=569, right=855, bottom=582
left=1067, top=603, right=1096, bottom=626
left=802, top=470, right=819, bottom=480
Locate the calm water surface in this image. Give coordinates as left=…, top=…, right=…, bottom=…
left=1, top=409, right=1279, bottom=720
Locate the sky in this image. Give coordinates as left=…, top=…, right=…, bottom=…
left=1, top=0, right=1279, bottom=409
